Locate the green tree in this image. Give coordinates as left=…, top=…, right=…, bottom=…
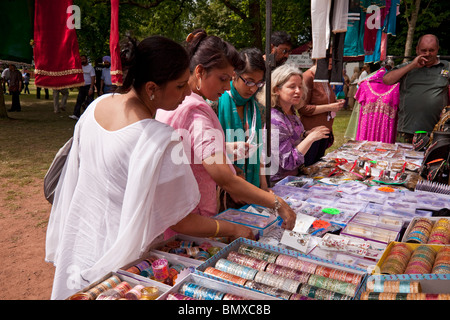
left=388, top=0, right=450, bottom=63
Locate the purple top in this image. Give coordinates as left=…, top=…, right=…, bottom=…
left=270, top=107, right=305, bottom=183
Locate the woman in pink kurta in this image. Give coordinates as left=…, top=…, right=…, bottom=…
left=157, top=29, right=296, bottom=238
left=355, top=68, right=400, bottom=143
left=157, top=93, right=234, bottom=220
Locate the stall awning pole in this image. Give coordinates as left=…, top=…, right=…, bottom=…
left=265, top=0, right=274, bottom=187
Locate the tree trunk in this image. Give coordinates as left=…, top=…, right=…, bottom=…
left=403, top=0, right=421, bottom=63
left=249, top=0, right=263, bottom=50
left=0, top=80, right=9, bottom=119
left=219, top=0, right=263, bottom=50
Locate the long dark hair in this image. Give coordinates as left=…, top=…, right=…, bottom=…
left=185, top=29, right=244, bottom=73
left=119, top=35, right=189, bottom=93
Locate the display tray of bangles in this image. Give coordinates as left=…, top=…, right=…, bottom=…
left=157, top=272, right=278, bottom=300
left=214, top=208, right=281, bottom=238
left=117, top=249, right=200, bottom=289
left=373, top=241, right=450, bottom=276
left=402, top=217, right=450, bottom=245
left=150, top=234, right=228, bottom=266
left=195, top=237, right=367, bottom=300
left=357, top=274, right=450, bottom=300
left=66, top=272, right=167, bottom=300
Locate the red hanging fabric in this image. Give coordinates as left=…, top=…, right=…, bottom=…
left=110, top=0, right=123, bottom=86
left=33, top=0, right=84, bottom=89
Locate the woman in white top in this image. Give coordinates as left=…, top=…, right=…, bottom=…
left=45, top=36, right=254, bottom=300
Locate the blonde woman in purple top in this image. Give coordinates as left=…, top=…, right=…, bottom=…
left=258, top=64, right=330, bottom=183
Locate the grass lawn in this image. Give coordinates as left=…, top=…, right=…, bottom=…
left=0, top=84, right=78, bottom=185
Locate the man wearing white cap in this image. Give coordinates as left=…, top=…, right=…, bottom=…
left=100, top=56, right=116, bottom=95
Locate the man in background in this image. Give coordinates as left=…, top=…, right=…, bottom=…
left=383, top=34, right=449, bottom=143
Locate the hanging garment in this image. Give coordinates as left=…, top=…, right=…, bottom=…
left=364, top=27, right=382, bottom=63
left=311, top=0, right=332, bottom=60
left=383, top=0, right=400, bottom=36
left=355, top=68, right=400, bottom=143
left=344, top=0, right=366, bottom=57
left=110, top=0, right=123, bottom=86
left=33, top=0, right=84, bottom=89
left=362, top=0, right=386, bottom=56
left=312, top=0, right=348, bottom=85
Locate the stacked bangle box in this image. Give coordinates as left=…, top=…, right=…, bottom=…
left=196, top=238, right=366, bottom=300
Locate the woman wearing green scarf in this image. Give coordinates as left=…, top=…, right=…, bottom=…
left=217, top=48, right=268, bottom=190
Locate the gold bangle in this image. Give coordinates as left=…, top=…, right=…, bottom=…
left=213, top=220, right=220, bottom=237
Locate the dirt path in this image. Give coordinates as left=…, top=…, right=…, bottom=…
left=0, top=177, right=54, bottom=300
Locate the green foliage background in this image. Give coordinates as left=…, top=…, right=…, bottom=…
left=73, top=0, right=449, bottom=63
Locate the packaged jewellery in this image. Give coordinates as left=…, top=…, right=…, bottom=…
left=405, top=218, right=434, bottom=243
left=404, top=245, right=436, bottom=274
left=152, top=258, right=170, bottom=282
left=314, top=265, right=363, bottom=285
left=124, top=285, right=145, bottom=300
left=431, top=246, right=450, bottom=274
left=69, top=275, right=122, bottom=300
left=227, top=251, right=269, bottom=271
left=380, top=243, right=413, bottom=274
left=96, top=281, right=132, bottom=300
left=215, top=258, right=258, bottom=280
left=360, top=292, right=450, bottom=300
left=166, top=292, right=196, bottom=300
left=244, top=280, right=292, bottom=300
left=140, top=286, right=160, bottom=300
left=274, top=254, right=317, bottom=274
left=254, top=270, right=302, bottom=294
left=307, top=274, right=357, bottom=297
left=157, top=239, right=222, bottom=261
left=265, top=263, right=311, bottom=283
left=125, top=256, right=158, bottom=275
left=237, top=245, right=279, bottom=263
left=204, top=267, right=248, bottom=286
left=428, top=218, right=450, bottom=245
left=179, top=282, right=225, bottom=300
left=298, top=283, right=352, bottom=300
left=365, top=279, right=421, bottom=293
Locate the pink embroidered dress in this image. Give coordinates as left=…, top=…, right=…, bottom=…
left=355, top=68, right=400, bottom=144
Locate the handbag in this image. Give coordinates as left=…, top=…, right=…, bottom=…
left=43, top=137, right=73, bottom=204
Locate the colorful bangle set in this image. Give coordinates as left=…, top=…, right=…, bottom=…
left=204, top=244, right=363, bottom=300
left=67, top=275, right=161, bottom=300
left=380, top=243, right=450, bottom=275
left=365, top=279, right=421, bottom=293
left=156, top=239, right=222, bottom=262
left=360, top=292, right=450, bottom=300
left=405, top=218, right=450, bottom=245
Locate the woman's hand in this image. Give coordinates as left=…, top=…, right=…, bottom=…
left=276, top=197, right=296, bottom=230
left=328, top=99, right=345, bottom=112
left=226, top=141, right=250, bottom=161
left=306, top=126, right=330, bottom=142
left=229, top=223, right=256, bottom=241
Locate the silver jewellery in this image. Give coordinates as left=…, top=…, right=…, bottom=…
left=272, top=195, right=281, bottom=215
